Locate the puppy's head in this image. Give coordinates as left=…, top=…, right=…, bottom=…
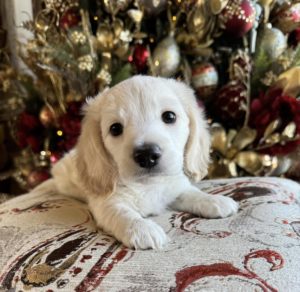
left=76, top=76, right=210, bottom=195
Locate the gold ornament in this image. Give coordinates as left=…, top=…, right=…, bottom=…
left=186, top=2, right=218, bottom=47
left=152, top=36, right=180, bottom=77
left=34, top=9, right=58, bottom=33
left=258, top=0, right=275, bottom=22
left=70, top=30, right=87, bottom=45
left=208, top=124, right=281, bottom=178
left=96, top=19, right=132, bottom=58
left=78, top=55, right=94, bottom=72
left=44, top=0, right=78, bottom=13
left=210, top=0, right=229, bottom=14
left=274, top=66, right=300, bottom=97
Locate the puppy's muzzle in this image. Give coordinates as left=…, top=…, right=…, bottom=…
left=133, top=144, right=161, bottom=168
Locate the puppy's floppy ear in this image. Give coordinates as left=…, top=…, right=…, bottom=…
left=167, top=79, right=211, bottom=182
left=76, top=95, right=117, bottom=196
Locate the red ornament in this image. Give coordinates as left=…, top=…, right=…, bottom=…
left=130, top=44, right=149, bottom=73
left=275, top=3, right=300, bottom=34
left=220, top=0, right=256, bottom=38
left=191, top=62, right=219, bottom=101
left=59, top=8, right=81, bottom=30
left=214, top=80, right=247, bottom=127
left=27, top=169, right=50, bottom=188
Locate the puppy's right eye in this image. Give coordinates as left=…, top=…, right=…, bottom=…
left=110, top=123, right=123, bottom=136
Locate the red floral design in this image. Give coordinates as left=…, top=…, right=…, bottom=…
left=250, top=89, right=300, bottom=155
left=172, top=250, right=284, bottom=292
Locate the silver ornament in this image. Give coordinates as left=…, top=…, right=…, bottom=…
left=152, top=36, right=180, bottom=77
left=256, top=25, right=287, bottom=60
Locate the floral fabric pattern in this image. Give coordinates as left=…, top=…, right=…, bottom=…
left=0, top=177, right=300, bottom=291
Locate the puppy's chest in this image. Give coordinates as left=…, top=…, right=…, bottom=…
left=130, top=184, right=176, bottom=217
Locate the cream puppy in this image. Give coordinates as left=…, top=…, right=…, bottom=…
left=51, top=76, right=238, bottom=249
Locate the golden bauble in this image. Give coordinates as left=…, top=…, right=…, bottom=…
left=152, top=36, right=180, bottom=77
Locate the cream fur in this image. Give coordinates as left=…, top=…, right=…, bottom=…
left=44, top=76, right=238, bottom=249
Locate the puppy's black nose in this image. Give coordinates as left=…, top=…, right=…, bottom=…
left=133, top=144, right=161, bottom=168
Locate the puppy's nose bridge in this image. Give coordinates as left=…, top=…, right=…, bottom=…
left=133, top=143, right=161, bottom=168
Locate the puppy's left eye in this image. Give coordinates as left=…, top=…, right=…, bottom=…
left=110, top=123, right=123, bottom=136
left=162, top=111, right=176, bottom=124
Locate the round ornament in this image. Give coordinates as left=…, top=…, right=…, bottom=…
left=191, top=63, right=219, bottom=101
left=131, top=44, right=149, bottom=73
left=274, top=3, right=300, bottom=34
left=219, top=0, right=256, bottom=37
left=256, top=25, right=287, bottom=60
left=152, top=36, right=180, bottom=77
left=59, top=8, right=81, bottom=30
left=214, top=80, right=247, bottom=127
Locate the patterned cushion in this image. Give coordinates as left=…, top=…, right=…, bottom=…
left=0, top=177, right=300, bottom=291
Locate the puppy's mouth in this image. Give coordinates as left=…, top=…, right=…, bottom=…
left=135, top=166, right=162, bottom=177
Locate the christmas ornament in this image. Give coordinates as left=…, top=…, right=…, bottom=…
left=258, top=0, right=275, bottom=23
left=210, top=0, right=230, bottom=14
left=275, top=66, right=300, bottom=97
left=138, top=0, right=167, bottom=16
left=39, top=105, right=57, bottom=127
left=256, top=25, right=287, bottom=60
left=35, top=9, right=59, bottom=33
left=214, top=80, right=247, bottom=126
left=208, top=124, right=276, bottom=178
left=152, top=36, right=180, bottom=77
left=27, top=169, right=50, bottom=188
left=131, top=44, right=149, bottom=73
left=69, top=30, right=87, bottom=45
left=274, top=3, right=300, bottom=34
left=78, top=55, right=94, bottom=72
left=186, top=2, right=217, bottom=47
left=191, top=62, right=219, bottom=101
left=229, top=50, right=252, bottom=82
left=96, top=19, right=132, bottom=58
left=44, top=0, right=78, bottom=13
left=219, top=0, right=256, bottom=37
left=59, top=8, right=81, bottom=30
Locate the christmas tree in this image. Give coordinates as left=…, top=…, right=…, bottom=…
left=1, top=0, right=300, bottom=191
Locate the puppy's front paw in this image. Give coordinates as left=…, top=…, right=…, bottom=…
left=196, top=195, right=238, bottom=219
left=122, top=219, right=168, bottom=250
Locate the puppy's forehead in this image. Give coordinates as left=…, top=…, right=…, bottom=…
left=102, top=77, right=179, bottom=113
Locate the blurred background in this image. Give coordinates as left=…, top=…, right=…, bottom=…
left=1, top=0, right=300, bottom=198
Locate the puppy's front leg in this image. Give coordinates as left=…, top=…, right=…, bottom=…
left=171, top=185, right=238, bottom=219
left=88, top=196, right=168, bottom=250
